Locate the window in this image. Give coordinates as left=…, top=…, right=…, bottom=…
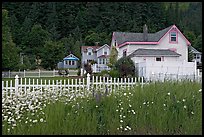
left=123, top=50, right=127, bottom=57
left=99, top=58, right=102, bottom=64
left=72, top=61, right=75, bottom=65
left=69, top=60, right=72, bottom=65
left=104, top=51, right=107, bottom=55
left=88, top=52, right=92, bottom=55
left=102, top=59, right=106, bottom=64
left=156, top=57, right=161, bottom=61
left=115, top=40, right=117, bottom=46
left=170, top=32, right=177, bottom=42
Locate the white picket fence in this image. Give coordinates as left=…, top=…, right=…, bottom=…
left=2, top=74, right=144, bottom=97
left=2, top=69, right=78, bottom=78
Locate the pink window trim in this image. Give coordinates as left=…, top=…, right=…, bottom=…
left=169, top=30, right=178, bottom=44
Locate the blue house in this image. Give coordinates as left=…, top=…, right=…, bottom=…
left=57, top=54, right=79, bottom=69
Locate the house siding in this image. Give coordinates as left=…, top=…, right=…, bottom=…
left=81, top=51, right=97, bottom=64
left=118, top=31, right=188, bottom=62
left=97, top=46, right=110, bottom=57
left=132, top=56, right=179, bottom=63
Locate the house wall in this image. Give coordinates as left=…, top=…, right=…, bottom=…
left=117, top=30, right=188, bottom=62
left=63, top=61, right=78, bottom=69
left=136, top=60, right=196, bottom=81
left=131, top=56, right=179, bottom=63
left=96, top=46, right=110, bottom=57
left=81, top=50, right=97, bottom=64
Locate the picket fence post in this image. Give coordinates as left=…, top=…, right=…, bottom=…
left=87, top=73, right=90, bottom=90
left=24, top=70, right=26, bottom=78
left=15, top=75, right=19, bottom=95
left=39, top=69, right=40, bottom=78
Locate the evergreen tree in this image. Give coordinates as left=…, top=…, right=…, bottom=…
left=2, top=9, right=20, bottom=70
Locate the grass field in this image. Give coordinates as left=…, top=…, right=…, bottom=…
left=2, top=80, right=202, bottom=135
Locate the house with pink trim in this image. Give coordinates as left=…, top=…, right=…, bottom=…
left=111, top=24, right=198, bottom=81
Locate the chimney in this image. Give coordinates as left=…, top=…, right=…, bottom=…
left=143, top=24, right=148, bottom=41
left=95, top=42, right=100, bottom=46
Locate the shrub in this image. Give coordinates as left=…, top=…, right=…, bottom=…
left=100, top=70, right=109, bottom=77
left=109, top=69, right=120, bottom=78
left=84, top=63, right=92, bottom=75
left=114, top=56, right=135, bottom=77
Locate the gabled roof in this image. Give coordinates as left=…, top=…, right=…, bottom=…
left=128, top=49, right=181, bottom=57
left=81, top=46, right=100, bottom=52
left=96, top=44, right=110, bottom=51
left=113, top=25, right=191, bottom=48
left=113, top=25, right=173, bottom=45
left=63, top=54, right=79, bottom=61
left=189, top=46, right=201, bottom=54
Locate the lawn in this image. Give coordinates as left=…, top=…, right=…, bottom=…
left=2, top=80, right=202, bottom=135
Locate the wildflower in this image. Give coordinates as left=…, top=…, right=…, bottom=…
left=184, top=105, right=187, bottom=109
left=167, top=92, right=170, bottom=96
left=40, top=118, right=44, bottom=122
left=120, top=120, right=123, bottom=123
left=191, top=111, right=194, bottom=115
left=116, top=109, right=118, bottom=112
left=124, top=128, right=128, bottom=131
left=96, top=105, right=98, bottom=108
left=151, top=102, right=154, bottom=104
left=126, top=126, right=131, bottom=130
left=198, top=89, right=202, bottom=92
left=182, top=99, right=186, bottom=102
left=123, top=115, right=126, bottom=118
left=124, top=93, right=127, bottom=96
left=129, top=104, right=132, bottom=107
left=143, top=102, right=146, bottom=105
left=117, top=128, right=119, bottom=130
left=163, top=104, right=166, bottom=107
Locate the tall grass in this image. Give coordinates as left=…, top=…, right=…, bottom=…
left=2, top=81, right=202, bottom=135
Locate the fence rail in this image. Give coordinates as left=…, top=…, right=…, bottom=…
left=2, top=74, right=145, bottom=97
left=2, top=69, right=78, bottom=78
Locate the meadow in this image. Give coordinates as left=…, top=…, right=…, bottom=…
left=2, top=80, right=202, bottom=135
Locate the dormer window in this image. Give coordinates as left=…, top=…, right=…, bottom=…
left=87, top=48, right=93, bottom=56
left=170, top=31, right=178, bottom=43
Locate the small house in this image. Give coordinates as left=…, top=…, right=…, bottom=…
left=57, top=54, right=79, bottom=69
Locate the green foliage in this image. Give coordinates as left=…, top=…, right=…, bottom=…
left=84, top=63, right=92, bottom=75
left=41, top=40, right=65, bottom=70
left=108, top=46, right=118, bottom=69
left=100, top=70, right=109, bottom=77
left=2, top=81, right=202, bottom=135
left=2, top=2, right=202, bottom=71
left=194, top=34, right=202, bottom=52
left=2, top=9, right=20, bottom=71
left=109, top=69, right=120, bottom=78
left=115, top=56, right=135, bottom=78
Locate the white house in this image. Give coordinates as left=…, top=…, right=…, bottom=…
left=189, top=46, right=202, bottom=64
left=81, top=44, right=111, bottom=73
left=111, top=24, right=197, bottom=81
